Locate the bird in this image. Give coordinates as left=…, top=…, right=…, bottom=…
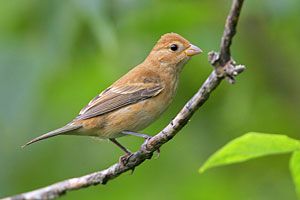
left=23, top=33, right=202, bottom=156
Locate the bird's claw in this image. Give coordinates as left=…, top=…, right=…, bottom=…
left=119, top=153, right=136, bottom=174
left=119, top=152, right=133, bottom=166
left=155, top=148, right=160, bottom=159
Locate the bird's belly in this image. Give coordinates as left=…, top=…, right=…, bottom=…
left=102, top=97, right=169, bottom=138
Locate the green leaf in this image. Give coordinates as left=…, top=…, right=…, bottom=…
left=290, top=151, right=300, bottom=199
left=200, top=132, right=300, bottom=173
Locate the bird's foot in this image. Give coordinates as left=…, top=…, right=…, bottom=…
left=119, top=152, right=133, bottom=166
left=119, top=152, right=136, bottom=174
left=122, top=130, right=160, bottom=158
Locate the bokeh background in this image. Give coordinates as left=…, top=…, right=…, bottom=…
left=1, top=0, right=300, bottom=199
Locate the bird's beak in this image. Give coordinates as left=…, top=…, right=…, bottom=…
left=185, top=44, right=202, bottom=57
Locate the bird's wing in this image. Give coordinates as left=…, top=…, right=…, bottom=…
left=76, top=82, right=164, bottom=120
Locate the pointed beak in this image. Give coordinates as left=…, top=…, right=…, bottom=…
left=185, top=44, right=202, bottom=57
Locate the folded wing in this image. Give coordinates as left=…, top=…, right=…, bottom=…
left=76, top=83, right=164, bottom=120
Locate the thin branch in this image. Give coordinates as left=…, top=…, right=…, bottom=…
left=2, top=0, right=245, bottom=199
left=220, top=0, right=244, bottom=65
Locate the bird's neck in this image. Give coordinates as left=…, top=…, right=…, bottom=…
left=145, top=58, right=189, bottom=78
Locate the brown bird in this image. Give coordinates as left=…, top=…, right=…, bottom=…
left=23, top=33, right=202, bottom=155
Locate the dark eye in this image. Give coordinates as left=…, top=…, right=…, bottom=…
left=170, top=44, right=178, bottom=51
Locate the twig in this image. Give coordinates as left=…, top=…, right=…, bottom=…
left=220, top=0, right=244, bottom=65
left=2, top=0, right=245, bottom=199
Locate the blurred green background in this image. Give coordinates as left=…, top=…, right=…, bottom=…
left=1, top=0, right=300, bottom=199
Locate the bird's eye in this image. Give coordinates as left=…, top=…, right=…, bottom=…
left=170, top=44, right=178, bottom=51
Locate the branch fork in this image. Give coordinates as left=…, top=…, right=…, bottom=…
left=208, top=51, right=245, bottom=84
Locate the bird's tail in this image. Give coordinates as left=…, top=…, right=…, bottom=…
left=22, top=124, right=82, bottom=148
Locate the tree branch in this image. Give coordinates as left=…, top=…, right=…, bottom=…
left=220, top=0, right=244, bottom=65
left=2, top=0, right=245, bottom=199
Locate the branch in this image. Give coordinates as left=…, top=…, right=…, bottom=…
left=220, top=0, right=244, bottom=65
left=2, top=0, right=245, bottom=199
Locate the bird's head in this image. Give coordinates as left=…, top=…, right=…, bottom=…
left=147, top=33, right=202, bottom=73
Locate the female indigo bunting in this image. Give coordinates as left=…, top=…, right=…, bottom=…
left=23, top=33, right=202, bottom=154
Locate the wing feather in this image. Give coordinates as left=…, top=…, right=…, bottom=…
left=76, top=83, right=163, bottom=120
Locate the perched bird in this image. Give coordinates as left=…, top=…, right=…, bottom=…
left=23, top=33, right=202, bottom=155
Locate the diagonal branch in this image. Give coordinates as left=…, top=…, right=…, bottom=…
left=2, top=0, right=245, bottom=199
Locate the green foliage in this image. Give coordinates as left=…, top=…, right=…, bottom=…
left=200, top=132, right=300, bottom=199
left=200, top=133, right=300, bottom=173
left=290, top=151, right=300, bottom=198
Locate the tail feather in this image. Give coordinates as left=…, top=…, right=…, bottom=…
left=22, top=124, right=82, bottom=148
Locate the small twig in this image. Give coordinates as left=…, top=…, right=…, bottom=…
left=220, top=0, right=244, bottom=65
left=210, top=0, right=245, bottom=84
left=2, top=0, right=245, bottom=199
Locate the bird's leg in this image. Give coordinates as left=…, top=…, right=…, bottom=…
left=122, top=130, right=151, bottom=139
left=122, top=131, right=160, bottom=157
left=109, top=138, right=131, bottom=154
left=109, top=138, right=134, bottom=169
